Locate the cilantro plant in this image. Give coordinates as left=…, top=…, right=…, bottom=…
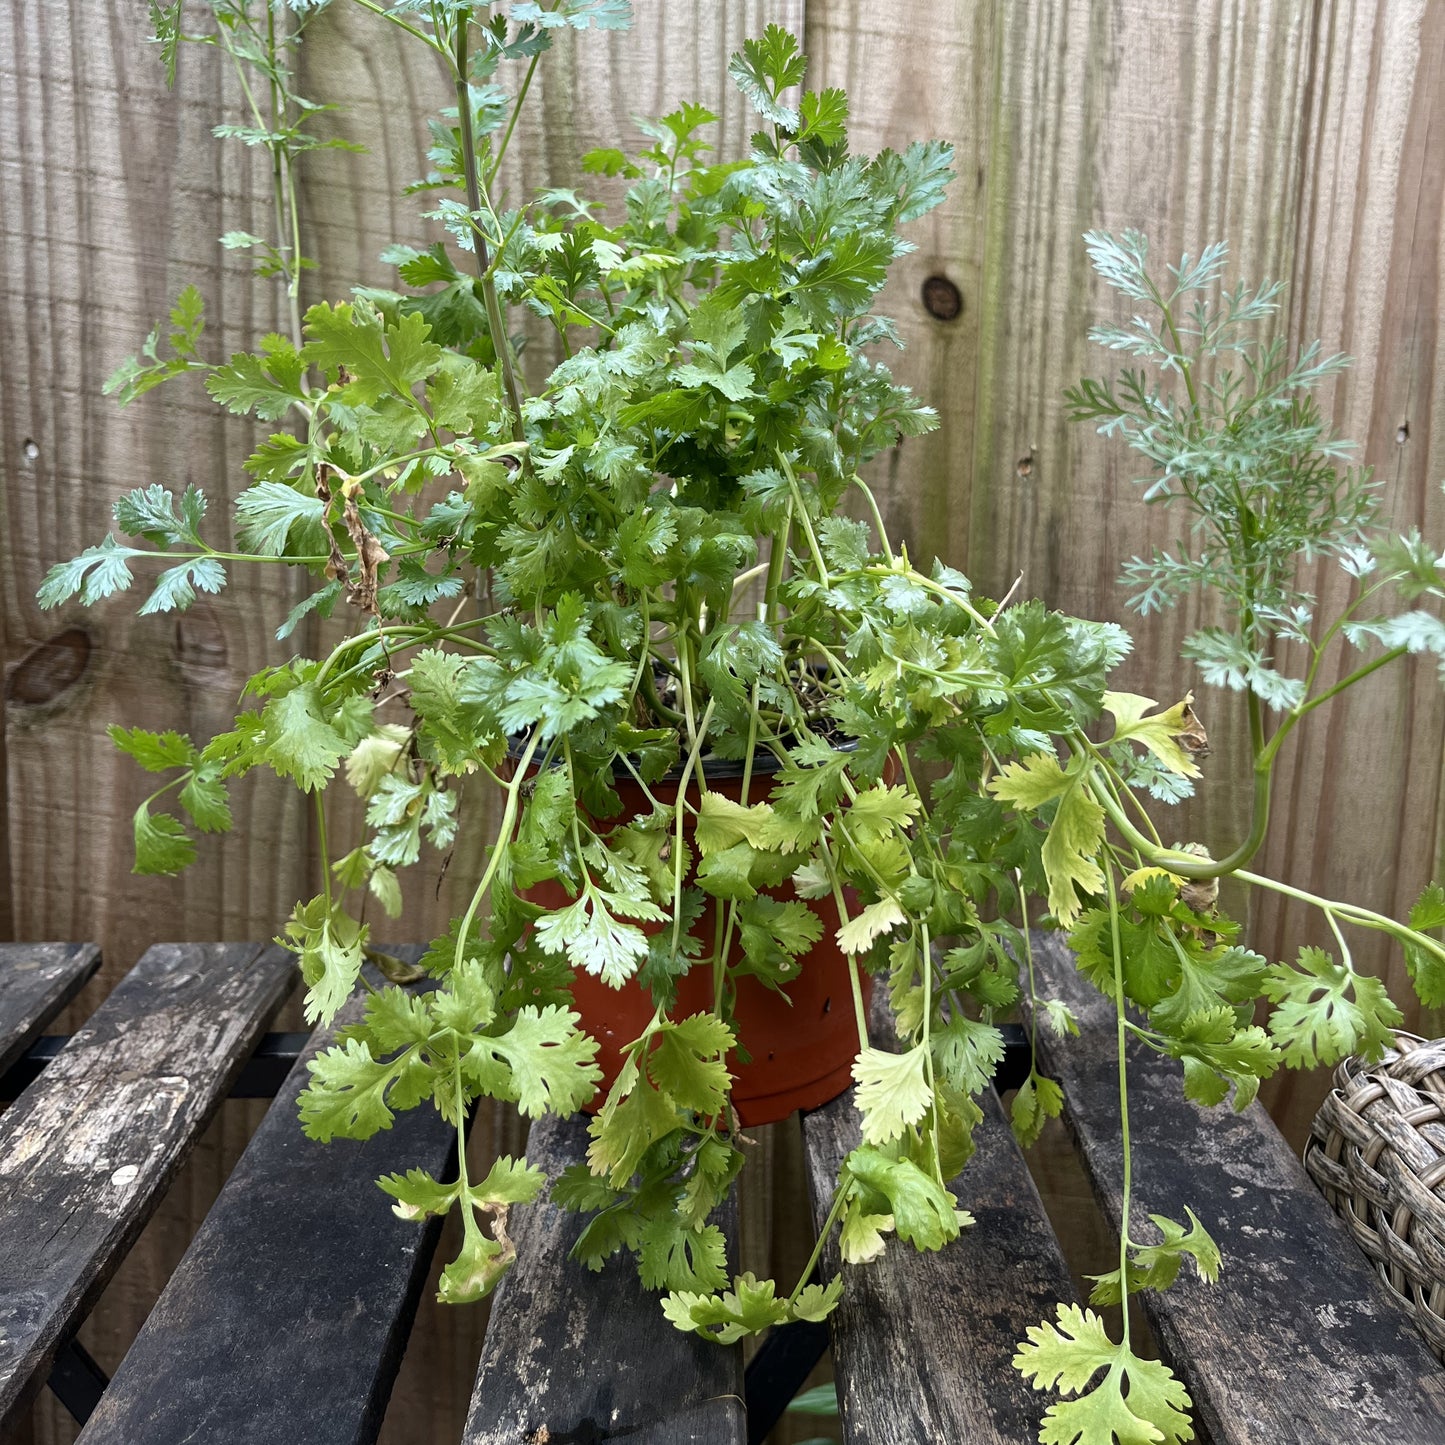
left=39, top=6, right=1445, bottom=1443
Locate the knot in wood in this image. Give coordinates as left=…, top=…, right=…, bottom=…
left=5, top=627, right=92, bottom=707
left=921, top=273, right=962, bottom=321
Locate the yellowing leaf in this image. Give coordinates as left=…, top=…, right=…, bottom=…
left=837, top=897, right=907, bottom=955
left=1120, top=866, right=1183, bottom=895
left=839, top=1198, right=894, bottom=1263
left=1042, top=782, right=1107, bottom=926
left=1104, top=692, right=1202, bottom=778
left=852, top=1044, right=931, bottom=1144
left=988, top=751, right=1071, bottom=810
left=345, top=723, right=412, bottom=797
left=694, top=793, right=799, bottom=854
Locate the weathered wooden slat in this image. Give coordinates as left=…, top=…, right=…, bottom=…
left=0, top=942, right=295, bottom=1429
left=0, top=943, right=100, bottom=1076
left=1028, top=928, right=1445, bottom=1444
left=463, top=1113, right=746, bottom=1445
left=74, top=950, right=454, bottom=1445
left=800, top=1074, right=1080, bottom=1444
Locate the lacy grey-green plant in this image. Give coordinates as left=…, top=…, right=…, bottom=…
left=41, top=7, right=1445, bottom=1444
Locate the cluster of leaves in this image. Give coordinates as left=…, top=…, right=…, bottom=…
left=43, top=7, right=1445, bottom=1444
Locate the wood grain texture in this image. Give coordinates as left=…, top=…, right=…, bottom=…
left=0, top=942, right=295, bottom=1431
left=0, top=1, right=312, bottom=971
left=75, top=951, right=454, bottom=1445
left=807, top=0, right=1318, bottom=889
left=1254, top=0, right=1445, bottom=1142
left=807, top=0, right=1445, bottom=1186
left=1028, top=929, right=1445, bottom=1445
left=0, top=944, right=99, bottom=1076
left=800, top=1020, right=1079, bottom=1444
left=462, top=1112, right=745, bottom=1445
left=1, top=13, right=312, bottom=1430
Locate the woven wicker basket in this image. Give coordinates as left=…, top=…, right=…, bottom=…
left=1305, top=1033, right=1445, bottom=1361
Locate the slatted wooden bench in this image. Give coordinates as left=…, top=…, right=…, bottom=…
left=2, top=934, right=1444, bottom=1445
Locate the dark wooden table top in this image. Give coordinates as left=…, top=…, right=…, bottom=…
left=2, top=936, right=1443, bottom=1445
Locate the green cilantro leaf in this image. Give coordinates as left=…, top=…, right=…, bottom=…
left=132, top=802, right=197, bottom=876
left=646, top=1013, right=734, bottom=1115
left=533, top=890, right=656, bottom=987
left=113, top=482, right=206, bottom=545
left=586, top=1073, right=680, bottom=1186
left=179, top=772, right=233, bottom=832
left=638, top=1217, right=728, bottom=1292
left=260, top=681, right=354, bottom=792
left=298, top=1035, right=430, bottom=1141
left=138, top=556, right=226, bottom=614
left=282, top=895, right=369, bottom=1025
left=109, top=725, right=197, bottom=772
left=1262, top=946, right=1402, bottom=1068
left=464, top=1005, right=601, bottom=1116
left=1015, top=1304, right=1194, bottom=1445
left=727, top=26, right=806, bottom=130
left=1011, top=1071, right=1065, bottom=1148
left=1088, top=1207, right=1221, bottom=1306
left=1406, top=882, right=1445, bottom=1007
left=234, top=482, right=327, bottom=556
left=37, top=535, right=146, bottom=608
left=846, top=1145, right=965, bottom=1251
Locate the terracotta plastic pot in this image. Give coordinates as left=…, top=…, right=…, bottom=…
left=521, top=754, right=869, bottom=1127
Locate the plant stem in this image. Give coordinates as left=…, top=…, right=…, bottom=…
left=350, top=0, right=446, bottom=55
left=453, top=10, right=525, bottom=442
left=1261, top=645, right=1409, bottom=766
left=1234, top=867, right=1445, bottom=970
left=823, top=848, right=870, bottom=1052
left=1089, top=759, right=1271, bottom=880
left=1106, top=855, right=1134, bottom=1347
left=785, top=1178, right=851, bottom=1308
left=315, top=792, right=333, bottom=913
left=486, top=45, right=542, bottom=187
left=452, top=731, right=541, bottom=973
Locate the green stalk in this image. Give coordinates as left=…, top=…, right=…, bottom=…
left=315, top=792, right=333, bottom=913
left=1106, top=856, right=1134, bottom=1346
left=486, top=44, right=543, bottom=187
left=452, top=731, right=541, bottom=973
left=350, top=0, right=447, bottom=56
left=1088, top=761, right=1271, bottom=880
left=822, top=847, right=870, bottom=1052
left=454, top=10, right=525, bottom=443
left=668, top=698, right=716, bottom=964
left=1234, top=867, right=1445, bottom=971
left=784, top=1177, right=852, bottom=1309
left=1261, top=645, right=1409, bottom=766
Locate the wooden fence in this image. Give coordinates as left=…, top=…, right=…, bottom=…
left=2, top=2, right=1442, bottom=1442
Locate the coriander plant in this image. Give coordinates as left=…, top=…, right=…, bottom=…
left=39, top=6, right=1445, bottom=1443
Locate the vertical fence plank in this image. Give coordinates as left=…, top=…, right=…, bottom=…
left=808, top=0, right=1319, bottom=894
left=1, top=6, right=309, bottom=1442
left=1257, top=0, right=1445, bottom=1138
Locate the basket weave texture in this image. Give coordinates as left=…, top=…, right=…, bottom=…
left=1305, top=1033, right=1445, bottom=1360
